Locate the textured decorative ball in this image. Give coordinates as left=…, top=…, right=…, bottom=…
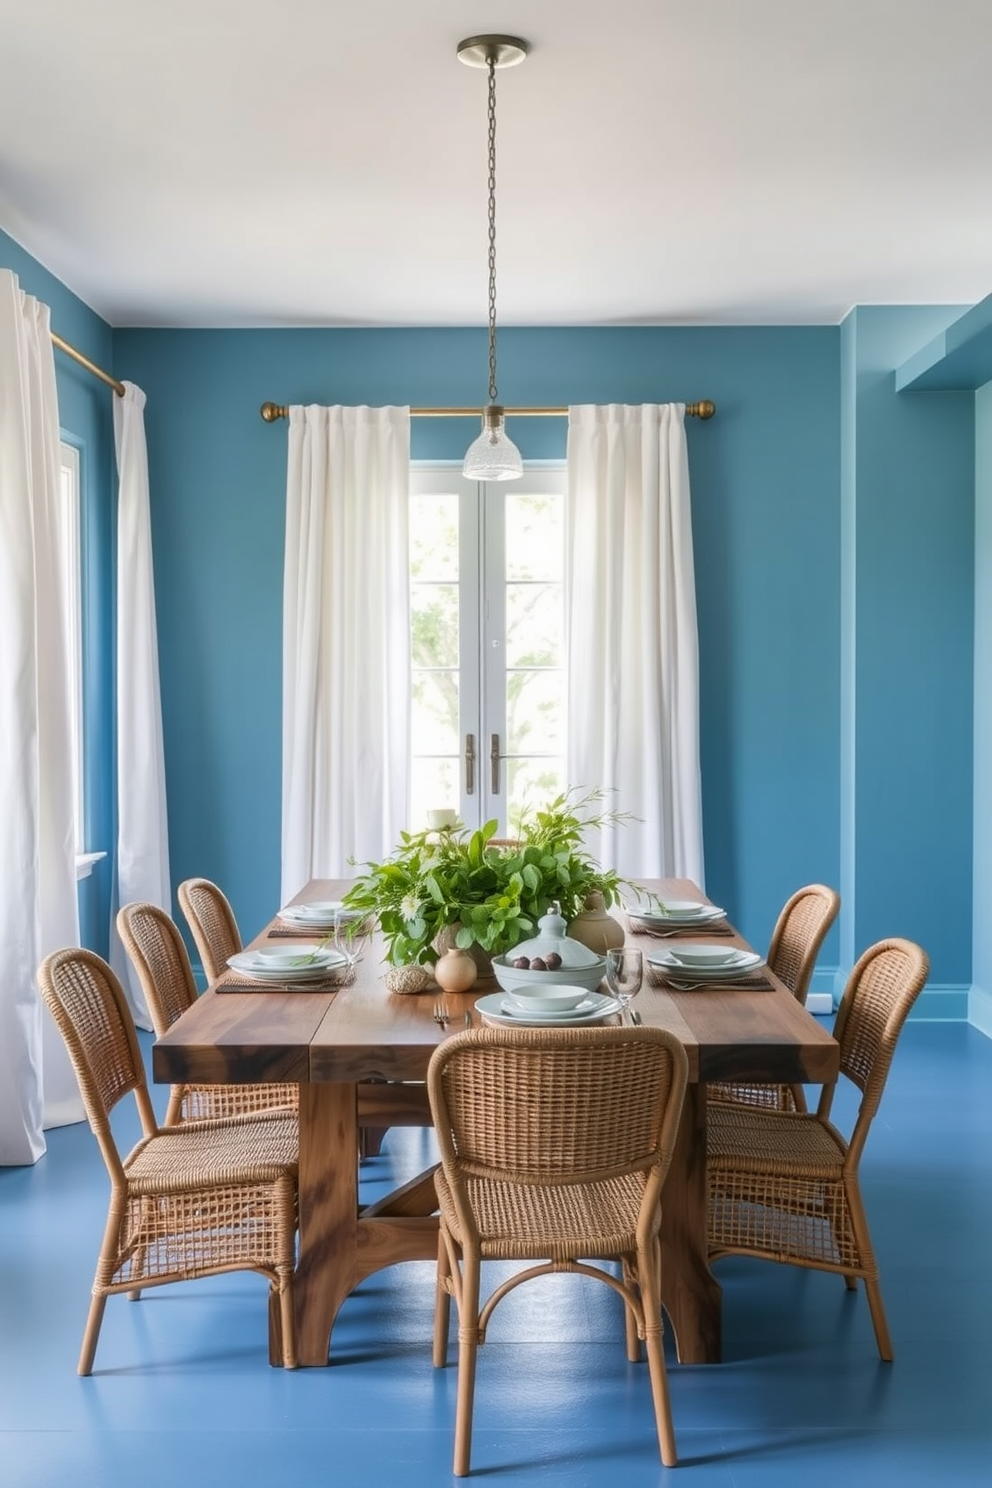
left=384, top=964, right=432, bottom=995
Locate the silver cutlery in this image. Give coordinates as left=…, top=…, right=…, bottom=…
left=433, top=1000, right=450, bottom=1026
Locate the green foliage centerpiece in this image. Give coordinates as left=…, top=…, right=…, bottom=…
left=343, top=789, right=627, bottom=968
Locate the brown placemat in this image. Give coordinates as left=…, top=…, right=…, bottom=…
left=217, top=969, right=355, bottom=994
left=266, top=928, right=328, bottom=939
left=646, top=966, right=774, bottom=991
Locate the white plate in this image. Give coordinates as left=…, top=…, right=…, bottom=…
left=646, top=948, right=764, bottom=982
left=228, top=948, right=347, bottom=982
left=280, top=900, right=364, bottom=925
left=629, top=902, right=726, bottom=926
left=476, top=989, right=622, bottom=1027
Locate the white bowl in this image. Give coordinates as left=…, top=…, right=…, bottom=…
left=492, top=954, right=606, bottom=996
left=505, top=983, right=589, bottom=1013
left=667, top=944, right=742, bottom=968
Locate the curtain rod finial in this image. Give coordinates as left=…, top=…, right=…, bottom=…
left=260, top=402, right=287, bottom=422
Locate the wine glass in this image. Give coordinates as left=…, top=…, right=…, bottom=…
left=605, top=947, right=643, bottom=1020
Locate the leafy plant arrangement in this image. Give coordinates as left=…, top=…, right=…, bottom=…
left=343, top=789, right=629, bottom=967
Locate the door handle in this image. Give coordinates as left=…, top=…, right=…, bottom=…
left=491, top=733, right=501, bottom=795
left=465, top=734, right=476, bottom=796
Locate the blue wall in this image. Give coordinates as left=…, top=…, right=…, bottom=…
left=0, top=229, right=116, bottom=957
left=841, top=307, right=974, bottom=1015
left=974, top=381, right=992, bottom=1034
left=112, top=325, right=843, bottom=954
left=4, top=222, right=981, bottom=1004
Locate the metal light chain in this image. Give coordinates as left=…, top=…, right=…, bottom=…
left=486, top=52, right=499, bottom=406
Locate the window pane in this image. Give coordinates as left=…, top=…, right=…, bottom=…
left=506, top=757, right=566, bottom=832
left=507, top=671, right=564, bottom=754
left=59, top=443, right=83, bottom=851
left=410, top=757, right=460, bottom=833
left=410, top=494, right=459, bottom=581
left=505, top=492, right=563, bottom=581
left=411, top=671, right=460, bottom=753
left=411, top=582, right=459, bottom=669
left=505, top=582, right=562, bottom=668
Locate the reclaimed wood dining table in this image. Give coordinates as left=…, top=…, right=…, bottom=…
left=152, top=877, right=839, bottom=1367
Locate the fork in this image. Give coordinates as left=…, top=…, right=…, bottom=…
left=433, top=1000, right=450, bottom=1026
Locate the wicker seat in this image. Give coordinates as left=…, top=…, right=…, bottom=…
left=428, top=1025, right=688, bottom=1475
left=708, top=882, right=840, bottom=1113
left=118, top=899, right=298, bottom=1123
left=36, top=947, right=299, bottom=1373
left=707, top=936, right=929, bottom=1360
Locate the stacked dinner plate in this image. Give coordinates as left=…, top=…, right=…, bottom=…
left=646, top=943, right=765, bottom=986
left=278, top=899, right=365, bottom=932
left=227, top=945, right=348, bottom=985
left=475, top=986, right=623, bottom=1028
left=625, top=897, right=726, bottom=929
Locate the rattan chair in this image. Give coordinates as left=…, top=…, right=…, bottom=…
left=177, top=875, right=241, bottom=982
left=178, top=879, right=432, bottom=1160
left=428, top=1024, right=689, bottom=1475
left=707, top=936, right=929, bottom=1360
left=37, top=947, right=298, bottom=1373
left=708, top=882, right=840, bottom=1113
left=117, top=900, right=297, bottom=1123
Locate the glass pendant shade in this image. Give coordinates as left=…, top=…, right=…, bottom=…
left=462, top=407, right=523, bottom=481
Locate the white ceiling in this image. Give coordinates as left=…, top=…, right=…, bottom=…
left=2, top=0, right=991, bottom=329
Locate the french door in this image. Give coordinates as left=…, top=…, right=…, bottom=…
left=409, top=464, right=567, bottom=834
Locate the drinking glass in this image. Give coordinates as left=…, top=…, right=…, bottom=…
left=605, top=947, right=643, bottom=1018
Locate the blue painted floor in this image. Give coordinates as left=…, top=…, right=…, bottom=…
left=1, top=1021, right=990, bottom=1487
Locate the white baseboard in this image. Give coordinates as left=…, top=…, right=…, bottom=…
left=805, top=991, right=834, bottom=1015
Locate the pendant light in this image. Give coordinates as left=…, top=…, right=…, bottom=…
left=457, top=34, right=529, bottom=482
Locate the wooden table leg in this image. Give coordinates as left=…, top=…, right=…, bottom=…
left=659, top=1083, right=723, bottom=1363
left=292, top=1081, right=362, bottom=1366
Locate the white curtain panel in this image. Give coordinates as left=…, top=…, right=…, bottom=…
left=566, top=403, right=704, bottom=883
left=107, top=383, right=170, bottom=1028
left=281, top=405, right=411, bottom=901
left=0, top=271, right=84, bottom=1163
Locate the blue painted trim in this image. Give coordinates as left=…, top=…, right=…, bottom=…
left=970, top=985, right=992, bottom=1038
left=895, top=294, right=992, bottom=391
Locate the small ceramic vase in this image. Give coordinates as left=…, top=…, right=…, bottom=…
left=567, top=891, right=626, bottom=955
left=434, top=947, right=478, bottom=994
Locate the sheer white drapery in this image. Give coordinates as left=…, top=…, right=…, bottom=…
left=566, top=403, right=704, bottom=882
left=0, top=271, right=84, bottom=1163
left=281, top=405, right=411, bottom=901
left=107, top=383, right=170, bottom=1029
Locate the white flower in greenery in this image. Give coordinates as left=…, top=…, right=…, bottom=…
left=400, top=893, right=421, bottom=923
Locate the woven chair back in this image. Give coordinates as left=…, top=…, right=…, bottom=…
left=116, top=902, right=198, bottom=1037
left=37, top=948, right=147, bottom=1130
left=835, top=937, right=929, bottom=1109
left=768, top=884, right=840, bottom=1002
left=178, top=877, right=242, bottom=983
left=429, top=1025, right=687, bottom=1187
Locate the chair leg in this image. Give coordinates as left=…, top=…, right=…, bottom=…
left=77, top=1293, right=107, bottom=1376
left=453, top=1247, right=481, bottom=1478
left=639, top=1238, right=678, bottom=1468
left=843, top=1177, right=892, bottom=1360
left=864, top=1277, right=893, bottom=1362
left=279, top=1273, right=297, bottom=1368
left=621, top=1258, right=641, bottom=1361
left=433, top=1230, right=452, bottom=1368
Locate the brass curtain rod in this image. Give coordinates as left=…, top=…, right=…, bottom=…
left=260, top=399, right=716, bottom=422
left=50, top=331, right=125, bottom=396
